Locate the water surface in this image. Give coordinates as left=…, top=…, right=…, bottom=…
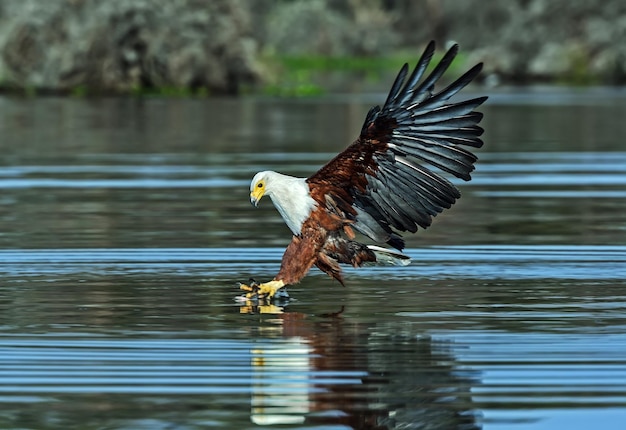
left=0, top=89, right=625, bottom=429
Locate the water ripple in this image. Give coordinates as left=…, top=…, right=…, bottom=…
left=1, top=246, right=624, bottom=280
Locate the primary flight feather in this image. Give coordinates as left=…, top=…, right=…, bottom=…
left=244, top=41, right=487, bottom=299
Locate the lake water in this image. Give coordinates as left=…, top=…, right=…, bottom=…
left=0, top=88, right=625, bottom=429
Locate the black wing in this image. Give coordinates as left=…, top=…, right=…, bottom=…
left=310, top=41, right=487, bottom=250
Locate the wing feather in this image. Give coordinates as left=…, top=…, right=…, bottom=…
left=412, top=63, right=485, bottom=110
left=307, top=41, right=487, bottom=250
left=375, top=168, right=437, bottom=228
left=407, top=43, right=459, bottom=106
left=395, top=41, right=435, bottom=106
left=383, top=63, right=410, bottom=109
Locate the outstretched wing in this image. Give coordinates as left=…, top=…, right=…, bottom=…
left=307, top=41, right=487, bottom=250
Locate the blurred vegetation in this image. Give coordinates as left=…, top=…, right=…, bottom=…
left=1, top=0, right=626, bottom=96
left=259, top=50, right=468, bottom=96
left=260, top=54, right=405, bottom=97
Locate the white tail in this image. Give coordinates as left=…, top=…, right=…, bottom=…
left=367, top=245, right=411, bottom=266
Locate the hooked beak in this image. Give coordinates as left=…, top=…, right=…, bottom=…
left=250, top=189, right=264, bottom=207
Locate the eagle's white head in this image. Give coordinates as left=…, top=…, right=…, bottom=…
left=249, top=171, right=317, bottom=235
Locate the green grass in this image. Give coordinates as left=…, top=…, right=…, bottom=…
left=260, top=50, right=470, bottom=97
left=129, top=85, right=210, bottom=98
left=261, top=68, right=325, bottom=97
left=560, top=48, right=598, bottom=86
left=68, top=83, right=212, bottom=98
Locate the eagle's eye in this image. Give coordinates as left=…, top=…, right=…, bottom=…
left=257, top=182, right=264, bottom=188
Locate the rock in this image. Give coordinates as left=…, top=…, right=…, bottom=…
left=263, top=0, right=398, bottom=56
left=0, top=0, right=261, bottom=94
left=385, top=0, right=626, bottom=84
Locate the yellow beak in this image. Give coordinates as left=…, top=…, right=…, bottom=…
left=250, top=188, right=264, bottom=207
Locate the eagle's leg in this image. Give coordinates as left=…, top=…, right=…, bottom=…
left=240, top=279, right=285, bottom=300
left=238, top=227, right=323, bottom=300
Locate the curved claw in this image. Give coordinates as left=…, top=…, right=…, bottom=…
left=239, top=279, right=285, bottom=300
left=256, top=280, right=285, bottom=299
left=238, top=278, right=258, bottom=293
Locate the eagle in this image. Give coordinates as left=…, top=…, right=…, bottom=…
left=241, top=41, right=487, bottom=300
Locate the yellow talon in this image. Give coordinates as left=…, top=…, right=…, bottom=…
left=239, top=279, right=285, bottom=300
left=256, top=280, right=285, bottom=299
left=239, top=283, right=254, bottom=293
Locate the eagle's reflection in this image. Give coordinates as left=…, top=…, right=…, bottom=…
left=241, top=300, right=482, bottom=429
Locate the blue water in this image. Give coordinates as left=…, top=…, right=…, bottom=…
left=0, top=91, right=625, bottom=429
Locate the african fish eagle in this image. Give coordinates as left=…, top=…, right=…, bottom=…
left=242, top=41, right=487, bottom=300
